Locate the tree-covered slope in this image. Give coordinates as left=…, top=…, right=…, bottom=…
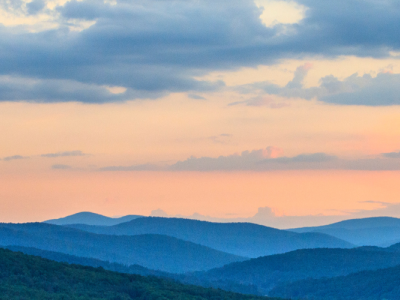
left=3, top=245, right=169, bottom=277
left=195, top=247, right=400, bottom=293
left=2, top=245, right=265, bottom=296
left=269, top=264, right=400, bottom=300
left=66, top=217, right=353, bottom=257
left=0, top=248, right=280, bottom=300
left=0, top=223, right=245, bottom=273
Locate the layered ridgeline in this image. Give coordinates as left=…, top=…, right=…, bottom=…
left=2, top=245, right=169, bottom=278
left=0, top=248, right=279, bottom=300
left=0, top=223, right=245, bottom=273
left=269, top=264, right=400, bottom=300
left=45, top=212, right=143, bottom=226
left=2, top=245, right=262, bottom=296
left=188, top=246, right=400, bottom=294
left=290, top=217, right=400, bottom=246
left=64, top=216, right=353, bottom=257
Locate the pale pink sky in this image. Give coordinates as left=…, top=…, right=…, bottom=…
left=1, top=0, right=400, bottom=226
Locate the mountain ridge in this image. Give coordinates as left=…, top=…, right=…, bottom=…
left=44, top=211, right=143, bottom=226
left=65, top=216, right=354, bottom=257
left=0, top=222, right=245, bottom=273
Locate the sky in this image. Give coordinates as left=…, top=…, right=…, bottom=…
left=1, top=0, right=400, bottom=228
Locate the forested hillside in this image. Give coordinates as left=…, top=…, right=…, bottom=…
left=0, top=248, right=280, bottom=300
left=194, top=247, right=400, bottom=293
left=269, top=264, right=400, bottom=300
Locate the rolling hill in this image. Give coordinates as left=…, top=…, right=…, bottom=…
left=2, top=245, right=169, bottom=277
left=66, top=217, right=353, bottom=257
left=269, top=263, right=400, bottom=300
left=44, top=211, right=142, bottom=226
left=0, top=222, right=245, bottom=273
left=192, top=247, right=400, bottom=293
left=290, top=217, right=400, bottom=246
left=0, top=247, right=277, bottom=300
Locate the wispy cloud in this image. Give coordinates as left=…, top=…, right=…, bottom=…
left=51, top=164, right=72, bottom=170
left=41, top=150, right=86, bottom=158
left=98, top=147, right=400, bottom=172
left=99, top=164, right=163, bottom=172
left=2, top=155, right=29, bottom=161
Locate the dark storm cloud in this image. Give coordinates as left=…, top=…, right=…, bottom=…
left=0, top=0, right=400, bottom=103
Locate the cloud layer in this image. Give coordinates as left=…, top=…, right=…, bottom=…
left=1, top=0, right=400, bottom=103
left=99, top=147, right=400, bottom=172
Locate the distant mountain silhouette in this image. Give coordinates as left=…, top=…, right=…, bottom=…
left=193, top=247, right=400, bottom=294
left=66, top=217, right=353, bottom=257
left=269, top=263, right=400, bottom=299
left=0, top=222, right=245, bottom=273
left=0, top=248, right=274, bottom=300
left=44, top=211, right=142, bottom=226
left=290, top=217, right=400, bottom=246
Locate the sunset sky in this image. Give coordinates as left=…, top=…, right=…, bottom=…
left=1, top=0, right=400, bottom=227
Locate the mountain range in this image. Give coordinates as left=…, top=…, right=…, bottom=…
left=64, top=216, right=353, bottom=257
left=44, top=211, right=143, bottom=226
left=290, top=217, right=400, bottom=246
left=0, top=247, right=275, bottom=300
left=0, top=222, right=244, bottom=273
left=269, top=263, right=400, bottom=300
left=193, top=245, right=400, bottom=294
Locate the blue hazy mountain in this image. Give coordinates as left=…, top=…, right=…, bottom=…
left=0, top=248, right=275, bottom=300
left=2, top=245, right=169, bottom=277
left=44, top=211, right=143, bottom=226
left=290, top=217, right=400, bottom=246
left=269, top=263, right=400, bottom=300
left=66, top=217, right=354, bottom=257
left=193, top=246, right=400, bottom=294
left=0, top=222, right=245, bottom=273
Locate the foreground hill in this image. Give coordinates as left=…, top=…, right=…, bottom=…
left=193, top=247, right=400, bottom=293
left=290, top=217, right=400, bottom=246
left=0, top=223, right=245, bottom=273
left=0, top=248, right=278, bottom=300
left=2, top=245, right=265, bottom=296
left=269, top=264, right=400, bottom=300
left=67, top=217, right=353, bottom=257
left=45, top=212, right=142, bottom=226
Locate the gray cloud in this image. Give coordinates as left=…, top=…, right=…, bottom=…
left=240, top=66, right=400, bottom=106
left=99, top=164, right=162, bottom=172
left=188, top=94, right=206, bottom=100
left=383, top=151, right=400, bottom=158
left=170, top=149, right=337, bottom=171
left=99, top=147, right=400, bottom=172
left=51, top=164, right=72, bottom=169
left=0, top=0, right=399, bottom=103
left=26, top=0, right=46, bottom=15
left=3, top=155, right=29, bottom=161
left=41, top=150, right=86, bottom=158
